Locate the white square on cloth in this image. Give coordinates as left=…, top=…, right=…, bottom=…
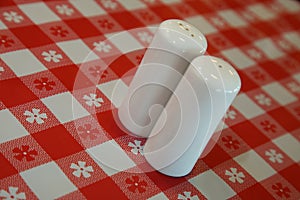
left=18, top=2, right=60, bottom=24
left=254, top=38, right=284, bottom=60
left=20, top=162, right=77, bottom=199
left=222, top=48, right=255, bottom=69
left=41, top=92, right=90, bottom=124
left=273, top=134, right=300, bottom=162
left=0, top=109, right=29, bottom=143
left=186, top=16, right=218, bottom=35
left=87, top=140, right=136, bottom=176
left=234, top=150, right=276, bottom=181
left=232, top=93, right=265, bottom=119
left=218, top=10, right=248, bottom=28
left=262, top=82, right=297, bottom=106
left=189, top=170, right=236, bottom=199
left=97, top=79, right=128, bottom=108
left=57, top=39, right=99, bottom=64
left=69, top=0, right=106, bottom=17
left=2, top=49, right=47, bottom=77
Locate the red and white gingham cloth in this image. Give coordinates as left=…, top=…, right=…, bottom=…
left=0, top=0, right=300, bottom=199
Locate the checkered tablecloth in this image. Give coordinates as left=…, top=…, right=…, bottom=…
left=1, top=0, right=300, bottom=199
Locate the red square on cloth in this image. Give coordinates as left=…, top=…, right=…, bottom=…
left=80, top=177, right=128, bottom=199
left=10, top=25, right=52, bottom=48
left=238, top=183, right=274, bottom=199
left=65, top=18, right=101, bottom=38
left=0, top=78, right=38, bottom=108
left=50, top=64, right=94, bottom=91
left=202, top=144, right=232, bottom=168
left=0, top=0, right=16, bottom=6
left=96, top=109, right=127, bottom=139
left=269, top=107, right=300, bottom=132
left=280, top=164, right=300, bottom=191
left=237, top=71, right=259, bottom=92
left=150, top=5, right=179, bottom=20
left=259, top=61, right=290, bottom=80
left=105, top=54, right=136, bottom=78
left=186, top=1, right=213, bottom=14
left=33, top=125, right=84, bottom=160
left=231, top=121, right=270, bottom=148
left=111, top=11, right=144, bottom=29
left=146, top=170, right=187, bottom=191
left=222, top=29, right=251, bottom=47
left=0, top=153, right=17, bottom=179
left=0, top=29, right=26, bottom=54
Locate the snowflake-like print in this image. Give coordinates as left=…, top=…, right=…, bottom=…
left=125, top=176, right=147, bottom=193
left=50, top=26, right=69, bottom=37
left=247, top=49, right=262, bottom=59
left=0, top=187, right=26, bottom=200
left=286, top=82, right=300, bottom=93
left=137, top=32, right=153, bottom=43
left=254, top=94, right=272, bottom=106
left=265, top=149, right=284, bottom=163
left=24, top=108, right=47, bottom=124
left=0, top=35, right=14, bottom=48
left=98, top=19, right=114, bottom=29
left=225, top=167, right=245, bottom=183
left=260, top=120, right=277, bottom=133
left=178, top=191, right=199, bottom=200
left=83, top=93, right=104, bottom=107
left=78, top=124, right=99, bottom=140
left=272, top=183, right=291, bottom=198
left=93, top=41, right=112, bottom=53
left=34, top=77, right=56, bottom=91
left=222, top=136, right=240, bottom=150
left=42, top=50, right=63, bottom=63
left=128, top=140, right=144, bottom=155
left=3, top=11, right=23, bottom=23
left=13, top=145, right=38, bottom=162
left=225, top=109, right=237, bottom=119
left=70, top=161, right=94, bottom=178
left=56, top=4, right=74, bottom=16
left=101, top=0, right=118, bottom=9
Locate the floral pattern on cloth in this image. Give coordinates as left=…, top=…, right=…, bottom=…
left=0, top=187, right=26, bottom=200
left=125, top=176, right=147, bottom=193
left=24, top=108, right=47, bottom=124
left=70, top=161, right=94, bottom=178
left=13, top=145, right=38, bottom=162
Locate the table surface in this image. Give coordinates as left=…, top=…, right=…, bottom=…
left=1, top=0, right=300, bottom=199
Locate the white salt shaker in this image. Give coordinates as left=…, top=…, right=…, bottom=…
left=118, top=19, right=207, bottom=138
left=144, top=56, right=241, bottom=177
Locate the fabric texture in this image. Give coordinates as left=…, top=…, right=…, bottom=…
left=0, top=0, right=300, bottom=199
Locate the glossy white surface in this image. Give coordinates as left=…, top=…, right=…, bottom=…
left=118, top=19, right=207, bottom=138
left=144, top=56, right=241, bottom=177
left=156, top=19, right=208, bottom=58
